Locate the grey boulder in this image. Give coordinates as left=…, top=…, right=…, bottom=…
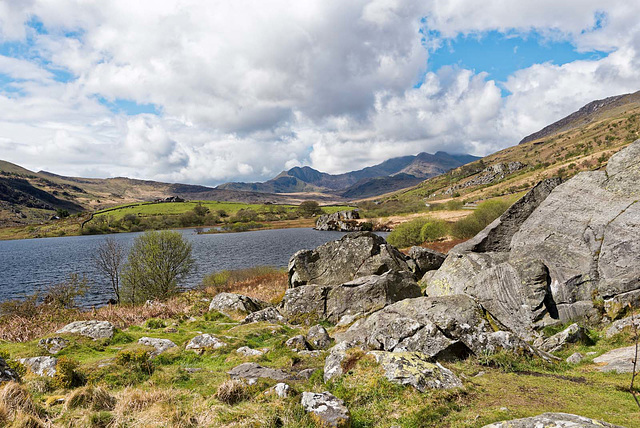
left=605, top=315, right=640, bottom=338
left=38, top=337, right=69, bottom=354
left=315, top=210, right=361, bottom=232
left=282, top=270, right=421, bottom=325
left=185, top=334, right=226, bottom=352
left=307, top=325, right=332, bottom=350
left=288, top=231, right=412, bottom=288
left=209, top=293, right=268, bottom=317
left=138, top=337, right=177, bottom=357
left=566, top=352, right=584, bottom=364
left=242, top=307, right=285, bottom=324
left=368, top=351, right=463, bottom=391
left=0, top=357, right=19, bottom=383
left=227, top=362, right=292, bottom=384
left=19, top=356, right=58, bottom=377
left=285, top=335, right=311, bottom=352
left=593, top=345, right=637, bottom=373
left=407, top=246, right=446, bottom=278
left=482, top=412, right=626, bottom=428
left=56, top=320, right=115, bottom=340
left=534, top=323, right=592, bottom=353
left=236, top=346, right=265, bottom=357
left=301, top=391, right=351, bottom=428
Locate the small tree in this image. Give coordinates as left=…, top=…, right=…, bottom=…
left=121, top=231, right=195, bottom=304
left=298, top=200, right=322, bottom=217
left=93, top=237, right=126, bottom=304
left=193, top=203, right=209, bottom=217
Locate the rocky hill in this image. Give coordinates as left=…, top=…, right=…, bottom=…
left=218, top=151, right=479, bottom=198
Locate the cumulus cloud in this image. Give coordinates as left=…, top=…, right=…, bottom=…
left=0, top=1, right=639, bottom=184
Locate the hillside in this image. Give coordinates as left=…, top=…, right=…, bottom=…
left=0, top=163, right=330, bottom=228
left=368, top=90, right=640, bottom=212
left=218, top=151, right=479, bottom=198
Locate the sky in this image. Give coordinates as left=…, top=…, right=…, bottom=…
left=0, top=1, right=639, bottom=186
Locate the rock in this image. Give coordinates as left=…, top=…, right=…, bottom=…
left=283, top=270, right=421, bottom=325
left=482, top=412, right=626, bottom=428
left=299, top=368, right=319, bottom=380
left=227, top=363, right=292, bottom=384
left=285, top=335, right=311, bottom=352
left=407, top=246, right=446, bottom=278
left=534, top=324, right=592, bottom=352
left=56, top=320, right=115, bottom=340
left=0, top=357, right=20, bottom=383
left=273, top=382, right=291, bottom=398
left=605, top=315, right=640, bottom=338
left=19, top=356, right=57, bottom=377
left=298, top=350, right=324, bottom=357
left=566, top=352, right=584, bottom=364
left=593, top=345, right=637, bottom=373
left=424, top=140, right=640, bottom=337
left=209, top=293, right=269, bottom=317
left=324, top=342, right=352, bottom=382
left=336, top=314, right=361, bottom=327
left=38, top=337, right=69, bottom=354
left=307, top=325, right=332, bottom=350
left=185, top=334, right=226, bottom=352
left=368, top=351, right=463, bottom=391
left=242, top=307, right=286, bottom=324
left=315, top=210, right=361, bottom=232
left=288, top=231, right=412, bottom=288
left=301, top=391, right=351, bottom=428
left=236, top=346, right=265, bottom=357
left=138, top=337, right=177, bottom=357
left=335, top=295, right=551, bottom=362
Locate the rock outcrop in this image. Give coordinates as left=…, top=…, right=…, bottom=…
left=315, top=210, right=361, bottom=232
left=407, top=246, right=446, bottom=278
left=307, top=325, right=332, bottom=350
left=138, top=337, right=177, bottom=357
left=301, top=391, right=351, bottom=428
left=482, top=412, right=626, bottom=428
left=185, top=334, right=226, bottom=352
left=227, top=363, right=292, bottom=383
left=209, top=293, right=269, bottom=317
left=533, top=323, right=592, bottom=352
left=282, top=270, right=421, bottom=324
left=368, top=351, right=463, bottom=391
left=288, top=232, right=412, bottom=288
left=0, top=357, right=19, bottom=383
left=425, top=140, right=640, bottom=337
left=19, top=356, right=57, bottom=377
left=38, top=337, right=69, bottom=354
left=56, top=321, right=115, bottom=340
left=242, top=307, right=285, bottom=324
left=593, top=346, right=636, bottom=373
left=605, top=315, right=640, bottom=338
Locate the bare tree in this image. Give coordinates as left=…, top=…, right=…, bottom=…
left=93, top=237, right=126, bottom=304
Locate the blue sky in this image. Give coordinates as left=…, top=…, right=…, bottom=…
left=0, top=2, right=637, bottom=184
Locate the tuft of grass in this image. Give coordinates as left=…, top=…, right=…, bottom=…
left=215, top=379, right=249, bottom=405
left=65, top=385, right=116, bottom=411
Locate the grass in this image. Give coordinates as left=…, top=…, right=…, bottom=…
left=0, top=267, right=639, bottom=427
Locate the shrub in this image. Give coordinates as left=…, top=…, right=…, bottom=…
left=115, top=349, right=154, bottom=376
left=451, top=199, right=512, bottom=239
left=52, top=357, right=84, bottom=389
left=145, top=318, right=166, bottom=329
left=42, top=274, right=89, bottom=309
left=420, top=219, right=448, bottom=242
left=387, top=217, right=431, bottom=248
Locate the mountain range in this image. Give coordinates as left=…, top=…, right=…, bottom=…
left=217, top=151, right=479, bottom=198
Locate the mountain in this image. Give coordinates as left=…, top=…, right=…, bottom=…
left=380, top=90, right=640, bottom=210
left=519, top=90, right=640, bottom=144
left=217, top=151, right=480, bottom=198
left=0, top=162, right=332, bottom=227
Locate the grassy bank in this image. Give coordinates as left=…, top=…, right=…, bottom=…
left=0, top=267, right=638, bottom=427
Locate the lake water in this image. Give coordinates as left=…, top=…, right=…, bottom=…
left=0, top=228, right=387, bottom=308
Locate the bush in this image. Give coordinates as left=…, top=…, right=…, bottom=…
left=115, top=349, right=153, bottom=376
left=42, top=274, right=88, bottom=309
left=420, top=219, right=448, bottom=242
left=121, top=230, right=195, bottom=304
left=387, top=217, right=431, bottom=248
left=451, top=199, right=512, bottom=239
left=145, top=318, right=166, bottom=329
left=52, top=357, right=84, bottom=389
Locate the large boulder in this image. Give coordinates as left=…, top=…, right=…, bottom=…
left=185, top=334, right=226, bottom=352
left=138, top=337, right=177, bottom=358
left=407, top=246, right=446, bottom=278
left=593, top=345, right=636, bottom=373
left=0, top=357, right=19, bottom=383
left=242, top=307, right=285, bottom=324
left=282, top=270, right=422, bottom=324
left=368, top=351, right=463, bottom=391
left=315, top=210, right=361, bottom=232
left=425, top=141, right=640, bottom=336
left=301, top=391, right=351, bottom=428
left=307, top=325, right=332, bottom=350
left=482, top=412, right=626, bottom=428
left=209, top=293, right=269, bottom=317
left=19, top=356, right=58, bottom=377
left=533, top=323, right=592, bottom=352
left=227, top=363, right=292, bottom=383
left=38, top=337, right=69, bottom=355
left=56, top=320, right=115, bottom=340
left=336, top=295, right=548, bottom=361
left=288, top=232, right=412, bottom=288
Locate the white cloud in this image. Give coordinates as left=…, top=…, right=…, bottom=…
left=0, top=1, right=639, bottom=185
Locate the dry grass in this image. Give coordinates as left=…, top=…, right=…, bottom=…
left=10, top=411, right=46, bottom=428
left=202, top=267, right=288, bottom=304
left=0, top=382, right=40, bottom=418
left=114, top=388, right=176, bottom=414
left=215, top=380, right=249, bottom=405
left=65, top=385, right=116, bottom=411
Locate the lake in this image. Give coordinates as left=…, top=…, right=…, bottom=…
left=0, top=228, right=387, bottom=308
